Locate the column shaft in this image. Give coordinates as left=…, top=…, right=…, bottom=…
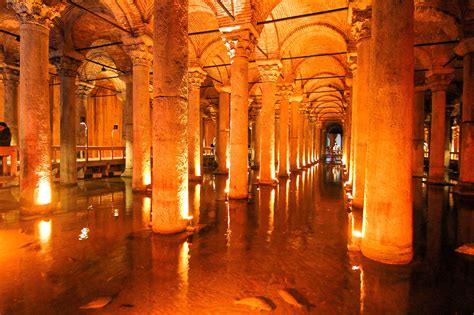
left=412, top=89, right=425, bottom=177
left=290, top=101, right=299, bottom=171
left=188, top=68, right=206, bottom=180
left=352, top=37, right=370, bottom=209
left=298, top=109, right=305, bottom=167
left=362, top=0, right=414, bottom=264
left=19, top=22, right=53, bottom=210
left=459, top=52, right=474, bottom=184
left=59, top=74, right=77, bottom=185
left=216, top=90, right=230, bottom=174
left=152, top=0, right=189, bottom=233
left=278, top=98, right=290, bottom=177
left=3, top=70, right=19, bottom=146
left=122, top=77, right=133, bottom=177
left=259, top=80, right=277, bottom=184
left=428, top=89, right=447, bottom=182
left=254, top=108, right=262, bottom=168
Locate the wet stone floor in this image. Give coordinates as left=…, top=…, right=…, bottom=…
left=0, top=164, right=473, bottom=314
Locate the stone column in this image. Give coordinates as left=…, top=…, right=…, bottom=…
left=275, top=107, right=280, bottom=170
left=52, top=54, right=81, bottom=185
left=289, top=95, right=301, bottom=171
left=361, top=0, right=414, bottom=264
left=347, top=54, right=357, bottom=184
left=9, top=0, right=60, bottom=212
left=152, top=0, right=189, bottom=233
left=412, top=86, right=426, bottom=177
left=3, top=67, right=19, bottom=146
left=454, top=38, right=474, bottom=194
left=222, top=29, right=256, bottom=198
left=252, top=102, right=262, bottom=169
left=351, top=8, right=371, bottom=209
left=343, top=89, right=352, bottom=169
left=121, top=76, right=133, bottom=177
left=76, top=82, right=94, bottom=152
left=215, top=84, right=230, bottom=174
left=298, top=105, right=306, bottom=168
left=278, top=83, right=293, bottom=177
left=257, top=60, right=281, bottom=185
left=315, top=122, right=322, bottom=162
left=305, top=114, right=312, bottom=165
left=426, top=68, right=454, bottom=184
left=187, top=67, right=207, bottom=181
left=123, top=36, right=153, bottom=191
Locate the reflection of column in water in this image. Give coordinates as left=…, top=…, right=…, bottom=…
left=227, top=200, right=248, bottom=251
left=142, top=197, right=151, bottom=228
left=151, top=235, right=189, bottom=307
left=288, top=175, right=299, bottom=230
left=426, top=186, right=444, bottom=268
left=412, top=179, right=425, bottom=256
left=124, top=179, right=133, bottom=215
left=276, top=179, right=290, bottom=233
left=361, top=260, right=411, bottom=314
left=214, top=175, right=227, bottom=201
left=192, top=184, right=201, bottom=225
left=259, top=187, right=275, bottom=242
left=59, top=185, right=77, bottom=213
left=455, top=197, right=474, bottom=246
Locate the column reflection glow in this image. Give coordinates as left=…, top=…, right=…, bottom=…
left=178, top=241, right=190, bottom=296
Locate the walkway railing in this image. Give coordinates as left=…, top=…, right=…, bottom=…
left=52, top=146, right=126, bottom=163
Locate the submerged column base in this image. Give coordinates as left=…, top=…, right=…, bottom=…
left=454, top=181, right=474, bottom=198
left=361, top=240, right=413, bottom=265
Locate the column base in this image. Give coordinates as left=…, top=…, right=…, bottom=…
left=152, top=220, right=189, bottom=234
left=189, top=175, right=202, bottom=182
left=228, top=193, right=249, bottom=200
left=20, top=204, right=53, bottom=219
left=426, top=179, right=453, bottom=186
left=278, top=172, right=289, bottom=178
left=121, top=169, right=133, bottom=178
left=454, top=181, right=474, bottom=198
left=352, top=198, right=364, bottom=210
left=290, top=167, right=301, bottom=173
left=251, top=164, right=260, bottom=170
left=361, top=239, right=413, bottom=265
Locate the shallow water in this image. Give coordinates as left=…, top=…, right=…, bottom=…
left=0, top=164, right=472, bottom=314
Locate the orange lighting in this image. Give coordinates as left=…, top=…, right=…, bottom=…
left=35, top=180, right=51, bottom=205
left=352, top=230, right=363, bottom=238
left=38, top=220, right=51, bottom=243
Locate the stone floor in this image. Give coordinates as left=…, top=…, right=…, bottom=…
left=0, top=164, right=473, bottom=314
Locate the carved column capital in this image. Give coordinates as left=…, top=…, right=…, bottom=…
left=2, top=66, right=19, bottom=86
left=215, top=83, right=231, bottom=94
left=51, top=55, right=81, bottom=77
left=7, top=0, right=62, bottom=29
left=256, top=60, right=282, bottom=82
left=76, top=81, right=95, bottom=97
left=123, top=35, right=153, bottom=67
left=221, top=29, right=257, bottom=60
left=277, top=82, right=294, bottom=99
left=351, top=7, right=372, bottom=44
left=427, top=67, right=455, bottom=92
left=188, top=67, right=207, bottom=89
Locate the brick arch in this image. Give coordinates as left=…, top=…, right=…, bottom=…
left=280, top=22, right=348, bottom=56
left=99, top=0, right=146, bottom=34
left=190, top=0, right=218, bottom=15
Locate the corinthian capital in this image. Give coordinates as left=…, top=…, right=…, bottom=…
left=221, top=29, right=257, bottom=60
left=277, top=83, right=294, bottom=99
left=7, top=0, right=62, bottom=28
left=123, top=35, right=153, bottom=67
left=51, top=55, right=81, bottom=77
left=257, top=60, right=282, bottom=82
left=351, top=7, right=372, bottom=43
left=187, top=67, right=207, bottom=88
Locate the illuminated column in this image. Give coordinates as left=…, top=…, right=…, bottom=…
left=215, top=84, right=230, bottom=174
left=257, top=60, right=281, bottom=185
left=9, top=0, right=60, bottom=212
left=455, top=38, right=474, bottom=194
left=304, top=113, right=311, bottom=165
left=348, top=54, right=357, bottom=184
left=123, top=36, right=153, bottom=191
left=289, top=95, right=301, bottom=171
left=362, top=0, right=414, bottom=264
left=278, top=83, right=293, bottom=177
left=0, top=53, right=4, bottom=120
left=120, top=76, right=133, bottom=177
left=343, top=89, right=352, bottom=169
left=52, top=54, right=81, bottom=185
left=187, top=67, right=207, bottom=181
left=76, top=81, right=94, bottom=150
left=3, top=67, right=19, bottom=146
left=252, top=102, right=262, bottom=169
left=298, top=105, right=306, bottom=167
left=315, top=121, right=322, bottom=162
left=222, top=29, right=256, bottom=198
left=275, top=107, right=280, bottom=170
left=412, top=86, right=426, bottom=177
left=152, top=0, right=189, bottom=233
left=426, top=67, right=454, bottom=184
left=351, top=8, right=371, bottom=209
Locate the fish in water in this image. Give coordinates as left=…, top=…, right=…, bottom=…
left=278, top=289, right=305, bottom=309
left=234, top=297, right=274, bottom=311
left=79, top=296, right=113, bottom=309
left=455, top=243, right=474, bottom=256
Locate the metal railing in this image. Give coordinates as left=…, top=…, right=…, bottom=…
left=52, top=146, right=126, bottom=163
left=0, top=146, right=18, bottom=177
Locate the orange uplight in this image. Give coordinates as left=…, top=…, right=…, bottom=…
left=179, top=182, right=189, bottom=220
left=143, top=170, right=151, bottom=186
left=352, top=230, right=363, bottom=238
left=35, top=180, right=51, bottom=205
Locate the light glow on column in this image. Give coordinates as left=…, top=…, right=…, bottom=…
left=35, top=178, right=52, bottom=205
left=38, top=220, right=51, bottom=244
